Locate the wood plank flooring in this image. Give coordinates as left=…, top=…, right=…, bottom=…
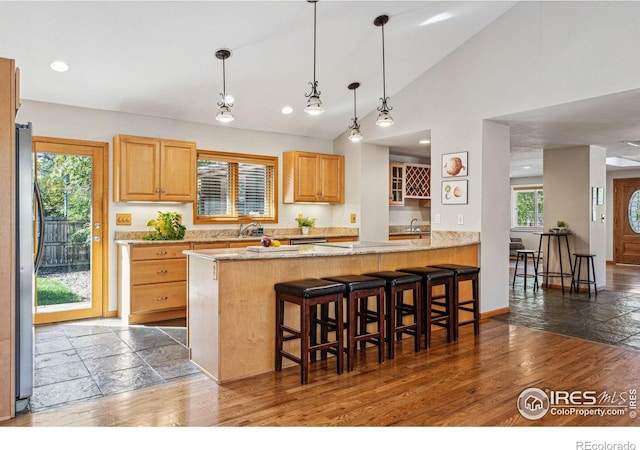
left=3, top=319, right=638, bottom=427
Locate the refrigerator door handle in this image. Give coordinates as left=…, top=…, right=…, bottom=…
left=34, top=180, right=45, bottom=272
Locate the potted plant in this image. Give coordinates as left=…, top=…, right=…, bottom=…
left=295, top=216, right=316, bottom=235
left=143, top=211, right=187, bottom=240
left=555, top=220, right=568, bottom=233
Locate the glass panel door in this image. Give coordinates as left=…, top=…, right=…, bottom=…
left=33, top=137, right=107, bottom=324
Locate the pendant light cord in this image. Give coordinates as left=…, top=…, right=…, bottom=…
left=222, top=57, right=227, bottom=98
left=353, top=88, right=357, bottom=119
left=381, top=22, right=386, bottom=100
left=313, top=1, right=317, bottom=85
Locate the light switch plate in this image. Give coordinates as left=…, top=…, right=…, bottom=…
left=457, top=214, right=464, bottom=225
left=434, top=213, right=441, bottom=224
left=116, top=213, right=132, bottom=225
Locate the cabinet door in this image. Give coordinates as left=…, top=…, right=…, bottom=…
left=389, top=163, right=404, bottom=205
left=294, top=152, right=321, bottom=202
left=160, top=140, right=196, bottom=202
left=116, top=136, right=161, bottom=201
left=318, top=155, right=344, bottom=203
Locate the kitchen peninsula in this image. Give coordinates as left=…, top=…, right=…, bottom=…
left=184, top=231, right=479, bottom=383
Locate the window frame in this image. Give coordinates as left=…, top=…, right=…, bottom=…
left=194, top=149, right=278, bottom=225
left=511, top=185, right=544, bottom=230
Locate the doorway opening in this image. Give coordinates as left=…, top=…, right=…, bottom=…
left=33, top=137, right=108, bottom=324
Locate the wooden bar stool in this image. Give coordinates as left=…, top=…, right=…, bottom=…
left=363, top=271, right=422, bottom=360
left=322, top=275, right=386, bottom=371
left=512, top=249, right=539, bottom=291
left=274, top=278, right=346, bottom=385
left=398, top=267, right=455, bottom=349
left=571, top=253, right=597, bottom=297
left=430, top=264, right=480, bottom=341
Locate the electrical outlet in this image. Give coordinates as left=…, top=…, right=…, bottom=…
left=457, top=214, right=464, bottom=225
left=350, top=213, right=356, bottom=223
left=116, top=213, right=132, bottom=225
left=434, top=213, right=441, bottom=224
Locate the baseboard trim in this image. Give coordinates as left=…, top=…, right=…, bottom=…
left=481, top=307, right=510, bottom=319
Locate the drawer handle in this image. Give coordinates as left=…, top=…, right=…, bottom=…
left=156, top=251, right=168, bottom=255
left=156, top=296, right=169, bottom=301
left=156, top=269, right=168, bottom=274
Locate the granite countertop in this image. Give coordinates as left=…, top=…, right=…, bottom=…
left=388, top=225, right=431, bottom=236
left=114, top=226, right=359, bottom=245
left=184, top=231, right=479, bottom=262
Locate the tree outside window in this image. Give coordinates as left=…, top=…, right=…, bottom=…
left=512, top=187, right=543, bottom=228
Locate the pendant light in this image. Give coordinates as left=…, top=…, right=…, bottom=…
left=215, top=48, right=234, bottom=123
left=347, top=82, right=363, bottom=142
left=304, top=0, right=324, bottom=115
left=374, top=15, right=394, bottom=127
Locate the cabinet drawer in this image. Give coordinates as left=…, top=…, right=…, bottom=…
left=131, top=244, right=190, bottom=261
left=131, top=281, right=186, bottom=313
left=131, top=259, right=186, bottom=285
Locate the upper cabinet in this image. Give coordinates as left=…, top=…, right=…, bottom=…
left=113, top=134, right=197, bottom=202
left=389, top=162, right=431, bottom=205
left=283, top=150, right=344, bottom=203
left=404, top=163, right=431, bottom=199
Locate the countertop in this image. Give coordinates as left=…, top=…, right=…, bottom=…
left=183, top=231, right=479, bottom=261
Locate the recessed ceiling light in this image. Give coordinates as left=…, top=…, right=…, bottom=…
left=523, top=166, right=531, bottom=169
left=418, top=139, right=430, bottom=145
left=420, top=12, right=453, bottom=26
left=49, top=60, right=69, bottom=72
left=281, top=106, right=293, bottom=115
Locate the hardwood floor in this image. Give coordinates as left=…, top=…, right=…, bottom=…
left=3, top=319, right=638, bottom=428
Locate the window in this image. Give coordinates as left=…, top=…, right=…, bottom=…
left=512, top=186, right=543, bottom=228
left=195, top=150, right=278, bottom=224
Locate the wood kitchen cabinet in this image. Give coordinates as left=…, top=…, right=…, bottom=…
left=404, top=163, right=431, bottom=199
left=118, top=243, right=190, bottom=324
left=113, top=134, right=197, bottom=202
left=389, top=162, right=431, bottom=205
left=389, top=163, right=404, bottom=205
left=283, top=150, right=344, bottom=203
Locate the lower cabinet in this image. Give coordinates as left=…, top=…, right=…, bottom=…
left=118, top=243, right=190, bottom=324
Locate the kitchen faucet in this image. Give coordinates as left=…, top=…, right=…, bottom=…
left=410, top=218, right=419, bottom=232
left=239, top=222, right=260, bottom=237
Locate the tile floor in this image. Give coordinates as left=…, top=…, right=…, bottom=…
left=496, top=259, right=640, bottom=351
left=31, top=319, right=198, bottom=412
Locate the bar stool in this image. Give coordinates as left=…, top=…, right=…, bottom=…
left=322, top=275, right=386, bottom=371
left=363, top=271, right=422, bottom=360
left=512, top=250, right=539, bottom=291
left=398, top=267, right=455, bottom=349
left=430, top=264, right=480, bottom=340
left=274, top=278, right=346, bottom=385
left=571, top=253, right=597, bottom=297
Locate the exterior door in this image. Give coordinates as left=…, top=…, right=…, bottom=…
left=33, top=137, right=108, bottom=324
left=614, top=177, right=640, bottom=265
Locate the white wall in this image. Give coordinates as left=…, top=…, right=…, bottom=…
left=17, top=100, right=341, bottom=312
left=349, top=1, right=640, bottom=312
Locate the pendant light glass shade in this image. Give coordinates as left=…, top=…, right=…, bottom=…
left=215, top=48, right=234, bottom=123
left=347, top=82, right=363, bottom=142
left=304, top=0, right=324, bottom=115
left=374, top=15, right=393, bottom=127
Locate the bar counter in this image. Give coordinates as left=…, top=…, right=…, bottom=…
left=184, top=232, right=480, bottom=383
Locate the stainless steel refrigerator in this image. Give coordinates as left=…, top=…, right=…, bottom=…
left=15, top=122, right=34, bottom=413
